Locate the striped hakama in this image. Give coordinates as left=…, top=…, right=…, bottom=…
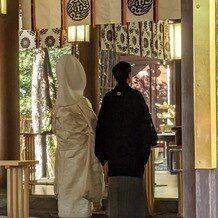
left=107, top=176, right=150, bottom=218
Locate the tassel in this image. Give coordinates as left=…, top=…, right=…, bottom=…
left=31, top=0, right=36, bottom=31
left=31, top=0, right=40, bottom=48
left=121, top=0, right=127, bottom=25
left=91, top=0, right=96, bottom=28
left=153, top=0, right=159, bottom=23
left=139, top=22, right=143, bottom=57
left=60, top=0, right=66, bottom=48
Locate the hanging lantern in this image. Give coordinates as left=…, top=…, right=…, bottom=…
left=67, top=25, right=90, bottom=43
left=0, top=0, right=7, bottom=15
left=169, top=21, right=181, bottom=59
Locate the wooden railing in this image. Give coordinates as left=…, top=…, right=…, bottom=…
left=20, top=131, right=55, bottom=182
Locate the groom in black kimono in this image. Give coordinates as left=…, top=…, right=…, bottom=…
left=95, top=61, right=157, bottom=218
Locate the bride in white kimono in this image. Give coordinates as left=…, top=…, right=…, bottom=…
left=52, top=55, right=104, bottom=218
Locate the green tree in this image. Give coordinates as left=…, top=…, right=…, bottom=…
left=19, top=46, right=72, bottom=178
left=19, top=49, right=34, bottom=119
left=19, top=46, right=71, bottom=126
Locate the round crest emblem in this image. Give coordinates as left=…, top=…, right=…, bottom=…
left=67, top=0, right=90, bottom=21
left=117, top=92, right=121, bottom=96
left=127, top=0, right=153, bottom=16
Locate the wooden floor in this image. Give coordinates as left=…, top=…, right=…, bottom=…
left=0, top=214, right=177, bottom=218
left=27, top=170, right=179, bottom=217
left=0, top=164, right=178, bottom=217
left=92, top=213, right=178, bottom=218
left=155, top=171, right=178, bottom=198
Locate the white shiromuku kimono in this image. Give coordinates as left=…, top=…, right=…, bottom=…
left=53, top=55, right=104, bottom=218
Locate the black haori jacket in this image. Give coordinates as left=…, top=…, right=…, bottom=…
left=95, top=83, right=158, bottom=178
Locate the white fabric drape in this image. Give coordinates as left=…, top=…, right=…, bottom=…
left=19, top=1, right=175, bottom=58
left=128, top=22, right=141, bottom=56
left=20, top=0, right=31, bottom=29
left=31, top=49, right=56, bottom=179
left=141, top=21, right=153, bottom=58
left=100, top=21, right=170, bottom=60
left=20, top=0, right=181, bottom=30
left=20, top=0, right=61, bottom=29
left=95, top=0, right=122, bottom=24
left=115, top=24, right=129, bottom=54
left=158, top=0, right=181, bottom=20
left=36, top=0, right=61, bottom=29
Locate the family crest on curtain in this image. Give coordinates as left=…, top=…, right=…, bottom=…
left=19, top=0, right=180, bottom=57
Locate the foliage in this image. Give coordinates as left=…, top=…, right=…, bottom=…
left=19, top=46, right=72, bottom=177
left=48, top=46, right=71, bottom=74
left=131, top=65, right=168, bottom=129
left=19, top=46, right=71, bottom=120
left=19, top=49, right=34, bottom=118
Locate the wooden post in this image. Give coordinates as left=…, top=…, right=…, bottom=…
left=79, top=26, right=100, bottom=114
left=144, top=149, right=155, bottom=214
left=0, top=160, right=38, bottom=218
left=0, top=0, right=20, bottom=189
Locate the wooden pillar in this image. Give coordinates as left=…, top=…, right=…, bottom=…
left=193, top=0, right=216, bottom=170
left=79, top=27, right=100, bottom=114
left=174, top=60, right=181, bottom=126
left=182, top=1, right=196, bottom=217
left=182, top=0, right=218, bottom=217
left=0, top=0, right=20, bottom=188
left=194, top=1, right=218, bottom=217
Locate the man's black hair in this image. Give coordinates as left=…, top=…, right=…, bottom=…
left=112, top=61, right=131, bottom=83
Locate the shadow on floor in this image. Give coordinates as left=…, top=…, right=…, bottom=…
left=1, top=213, right=178, bottom=218
left=92, top=213, right=178, bottom=218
